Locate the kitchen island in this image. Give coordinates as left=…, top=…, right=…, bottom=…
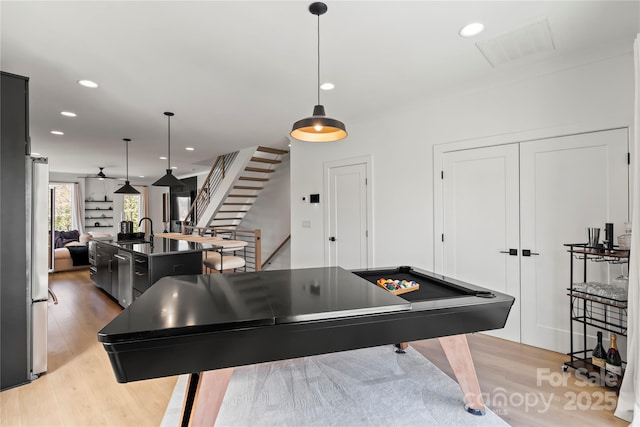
left=89, top=237, right=221, bottom=307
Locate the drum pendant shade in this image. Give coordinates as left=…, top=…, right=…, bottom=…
left=291, top=105, right=347, bottom=142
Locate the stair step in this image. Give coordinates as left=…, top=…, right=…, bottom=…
left=257, top=146, right=289, bottom=155
left=251, top=157, right=281, bottom=165
left=223, top=202, right=255, bottom=205
left=245, top=167, right=274, bottom=173
left=234, top=185, right=263, bottom=190
left=239, top=176, right=269, bottom=182
left=218, top=210, right=249, bottom=213
left=228, top=194, right=258, bottom=198
left=213, top=217, right=244, bottom=221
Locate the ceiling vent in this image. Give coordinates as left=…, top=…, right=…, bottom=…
left=476, top=19, right=555, bottom=68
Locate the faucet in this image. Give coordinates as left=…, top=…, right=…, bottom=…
left=138, top=217, right=154, bottom=242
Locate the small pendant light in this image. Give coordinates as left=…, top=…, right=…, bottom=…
left=114, top=138, right=140, bottom=194
left=153, top=112, right=185, bottom=188
left=290, top=2, right=347, bottom=142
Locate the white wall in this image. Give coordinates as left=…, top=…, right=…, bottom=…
left=291, top=47, right=635, bottom=269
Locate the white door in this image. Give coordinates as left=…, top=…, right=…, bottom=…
left=520, top=128, right=629, bottom=352
left=441, top=144, right=521, bottom=342
left=327, top=163, right=369, bottom=269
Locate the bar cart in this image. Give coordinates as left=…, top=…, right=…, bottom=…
left=563, top=243, right=629, bottom=390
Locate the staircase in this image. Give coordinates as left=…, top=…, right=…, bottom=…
left=184, top=146, right=288, bottom=231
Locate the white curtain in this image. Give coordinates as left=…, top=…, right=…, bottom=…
left=71, top=182, right=84, bottom=234
left=615, top=34, right=640, bottom=424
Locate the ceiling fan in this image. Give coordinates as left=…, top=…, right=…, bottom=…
left=79, top=167, right=117, bottom=180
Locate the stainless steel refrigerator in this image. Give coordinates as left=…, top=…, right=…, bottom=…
left=26, top=156, right=49, bottom=378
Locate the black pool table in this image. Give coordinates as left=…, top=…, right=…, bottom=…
left=98, top=266, right=514, bottom=424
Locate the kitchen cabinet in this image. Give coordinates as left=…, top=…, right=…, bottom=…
left=133, top=255, right=149, bottom=295
left=93, top=241, right=118, bottom=300
left=563, top=243, right=628, bottom=390
left=90, top=237, right=219, bottom=307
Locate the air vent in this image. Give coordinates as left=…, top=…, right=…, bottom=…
left=476, top=19, right=555, bottom=67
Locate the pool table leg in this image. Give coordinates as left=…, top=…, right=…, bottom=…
left=395, top=342, right=409, bottom=353
left=181, top=368, right=234, bottom=426
left=439, top=334, right=486, bottom=415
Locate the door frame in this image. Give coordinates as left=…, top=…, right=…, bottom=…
left=323, top=155, right=374, bottom=268
left=433, top=121, right=632, bottom=274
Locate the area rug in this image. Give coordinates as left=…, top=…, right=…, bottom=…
left=161, top=345, right=510, bottom=427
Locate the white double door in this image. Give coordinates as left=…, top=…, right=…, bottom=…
left=437, top=128, right=628, bottom=351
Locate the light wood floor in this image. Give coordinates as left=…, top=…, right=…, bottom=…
left=0, top=270, right=628, bottom=426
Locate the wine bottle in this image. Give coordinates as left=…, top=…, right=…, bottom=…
left=592, top=331, right=606, bottom=368
left=605, top=333, right=622, bottom=376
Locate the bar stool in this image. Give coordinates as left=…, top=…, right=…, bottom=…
left=203, top=240, right=248, bottom=273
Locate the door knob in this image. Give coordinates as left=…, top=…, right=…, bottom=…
left=329, top=236, right=336, bottom=241
left=522, top=249, right=540, bottom=257
left=499, top=249, right=518, bottom=256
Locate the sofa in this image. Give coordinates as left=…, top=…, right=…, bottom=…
left=52, top=230, right=112, bottom=272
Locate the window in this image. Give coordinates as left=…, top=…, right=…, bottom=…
left=50, top=183, right=73, bottom=231
left=123, top=194, right=141, bottom=232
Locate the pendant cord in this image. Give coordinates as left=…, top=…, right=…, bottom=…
left=125, top=141, right=129, bottom=180
left=167, top=115, right=171, bottom=170
left=317, top=13, right=320, bottom=106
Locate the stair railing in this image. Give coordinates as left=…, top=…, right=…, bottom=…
left=262, top=234, right=290, bottom=270
left=183, top=151, right=239, bottom=226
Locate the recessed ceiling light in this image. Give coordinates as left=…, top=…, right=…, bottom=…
left=459, top=22, right=484, bottom=37
left=320, top=82, right=334, bottom=90
left=139, top=175, right=145, bottom=178
left=50, top=130, right=64, bottom=135
left=61, top=111, right=77, bottom=117
left=160, top=156, right=167, bottom=160
left=78, top=80, right=99, bottom=88
left=171, top=166, right=177, bottom=170
left=32, top=152, right=41, bottom=156
left=185, top=147, right=195, bottom=151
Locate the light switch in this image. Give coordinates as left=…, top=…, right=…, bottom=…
left=302, top=220, right=311, bottom=228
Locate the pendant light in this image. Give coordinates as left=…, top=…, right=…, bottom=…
left=153, top=112, right=185, bottom=188
left=290, top=2, right=347, bottom=142
left=114, top=138, right=140, bottom=194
